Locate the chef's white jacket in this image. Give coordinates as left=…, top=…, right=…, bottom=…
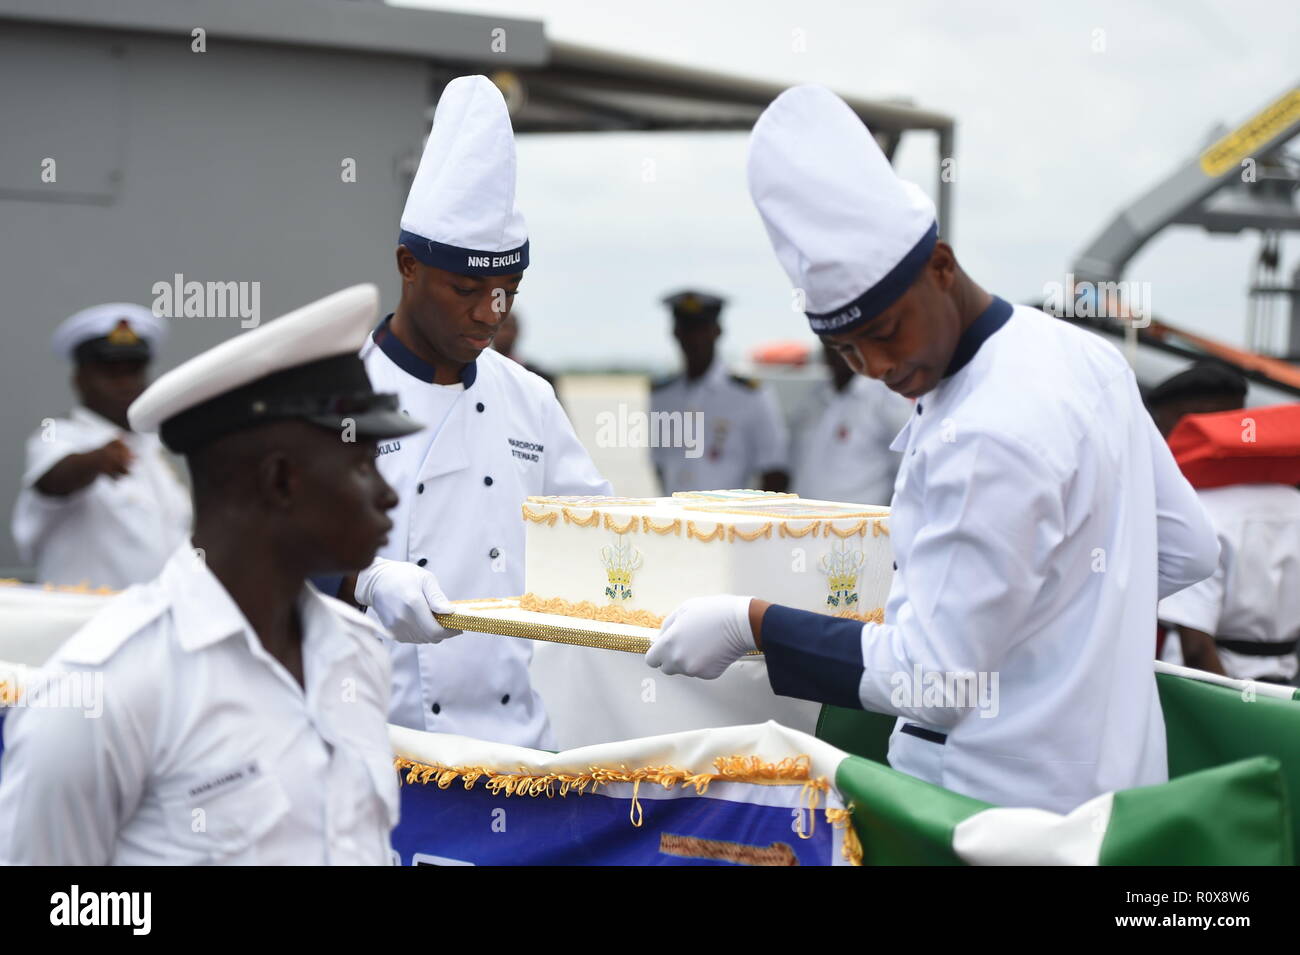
left=360, top=321, right=610, bottom=748
left=0, top=545, right=399, bottom=865
left=1159, top=483, right=1300, bottom=683
left=11, top=406, right=192, bottom=589
left=790, top=375, right=912, bottom=506
left=650, top=358, right=789, bottom=493
left=761, top=298, right=1219, bottom=814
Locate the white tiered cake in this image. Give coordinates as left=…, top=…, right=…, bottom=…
left=520, top=490, right=893, bottom=629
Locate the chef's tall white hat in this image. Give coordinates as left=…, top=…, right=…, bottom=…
left=747, top=85, right=938, bottom=335
left=52, top=303, right=167, bottom=363
left=129, top=285, right=420, bottom=453
left=398, top=75, right=529, bottom=277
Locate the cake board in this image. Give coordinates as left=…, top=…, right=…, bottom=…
left=434, top=597, right=763, bottom=657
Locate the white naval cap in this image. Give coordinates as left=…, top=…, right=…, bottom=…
left=398, top=74, right=529, bottom=277
left=51, top=303, right=167, bottom=363
left=747, top=85, right=938, bottom=335
left=129, top=284, right=420, bottom=453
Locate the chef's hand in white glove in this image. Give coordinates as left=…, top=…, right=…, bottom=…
left=353, top=557, right=463, bottom=645
left=645, top=595, right=755, bottom=679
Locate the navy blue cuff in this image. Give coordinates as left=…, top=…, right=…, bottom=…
left=309, top=574, right=345, bottom=599
left=762, top=605, right=866, bottom=709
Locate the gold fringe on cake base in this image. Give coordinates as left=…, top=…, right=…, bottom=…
left=394, top=753, right=838, bottom=844
left=519, top=593, right=665, bottom=628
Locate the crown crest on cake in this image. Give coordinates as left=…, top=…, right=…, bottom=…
left=600, top=538, right=644, bottom=603
left=820, top=539, right=866, bottom=608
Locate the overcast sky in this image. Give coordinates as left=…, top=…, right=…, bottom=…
left=395, top=0, right=1299, bottom=373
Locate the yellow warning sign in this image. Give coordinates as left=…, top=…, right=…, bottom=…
left=1199, top=87, right=1300, bottom=178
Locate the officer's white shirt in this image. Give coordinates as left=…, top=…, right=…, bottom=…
left=791, top=375, right=912, bottom=506
left=650, top=358, right=789, bottom=493
left=0, top=545, right=399, bottom=865
left=852, top=303, right=1217, bottom=813
left=1158, top=483, right=1300, bottom=682
left=11, top=406, right=192, bottom=589
left=361, top=326, right=610, bottom=748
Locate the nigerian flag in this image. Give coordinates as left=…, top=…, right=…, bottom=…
left=820, top=662, right=1299, bottom=865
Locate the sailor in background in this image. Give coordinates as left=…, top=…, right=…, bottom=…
left=0, top=286, right=420, bottom=864
left=647, top=85, right=1219, bottom=814
left=791, top=341, right=912, bottom=506
left=492, top=310, right=558, bottom=393
left=1152, top=362, right=1300, bottom=684
left=333, top=75, right=611, bottom=749
left=11, top=304, right=191, bottom=589
left=650, top=291, right=790, bottom=494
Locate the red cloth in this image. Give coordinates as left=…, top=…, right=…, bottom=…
left=1168, top=404, right=1300, bottom=489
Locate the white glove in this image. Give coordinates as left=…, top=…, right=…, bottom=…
left=645, top=595, right=755, bottom=679
left=354, top=558, right=462, bottom=645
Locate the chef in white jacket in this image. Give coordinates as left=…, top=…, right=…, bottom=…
left=327, top=76, right=611, bottom=749
left=646, top=86, right=1219, bottom=814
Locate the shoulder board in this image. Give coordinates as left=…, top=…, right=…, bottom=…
left=651, top=375, right=680, bottom=391
left=316, top=593, right=388, bottom=646
left=729, top=374, right=760, bottom=390
left=57, top=586, right=169, bottom=666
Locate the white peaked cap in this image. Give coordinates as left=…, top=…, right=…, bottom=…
left=399, top=74, right=529, bottom=277
left=52, top=303, right=167, bottom=361
left=747, top=85, right=938, bottom=335
left=129, top=284, right=419, bottom=452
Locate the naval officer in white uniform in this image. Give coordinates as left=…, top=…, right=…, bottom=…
left=650, top=291, right=790, bottom=494
left=12, top=304, right=192, bottom=589
left=0, top=286, right=420, bottom=864
left=331, top=76, right=610, bottom=749
left=647, top=86, right=1219, bottom=814
left=790, top=341, right=912, bottom=506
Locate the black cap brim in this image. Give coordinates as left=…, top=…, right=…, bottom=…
left=304, top=408, right=423, bottom=441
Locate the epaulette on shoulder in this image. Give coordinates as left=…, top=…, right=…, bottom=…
left=651, top=375, right=680, bottom=392
left=57, top=586, right=168, bottom=666
left=317, top=593, right=388, bottom=646
left=729, top=374, right=760, bottom=390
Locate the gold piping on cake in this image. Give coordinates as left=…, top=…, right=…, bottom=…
left=728, top=523, right=773, bottom=542
left=519, top=593, right=664, bottom=628
left=521, top=504, right=559, bottom=526
left=602, top=513, right=639, bottom=534
left=823, top=519, right=868, bottom=538
left=561, top=506, right=601, bottom=527
left=641, top=516, right=682, bottom=536
left=778, top=521, right=821, bottom=539
left=685, top=521, right=725, bottom=542
left=872, top=520, right=889, bottom=537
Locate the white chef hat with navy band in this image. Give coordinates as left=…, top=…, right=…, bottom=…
left=747, top=85, right=938, bottom=335
left=398, top=75, right=529, bottom=278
